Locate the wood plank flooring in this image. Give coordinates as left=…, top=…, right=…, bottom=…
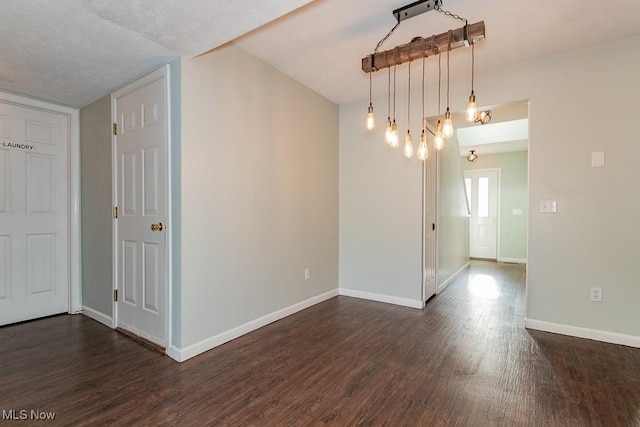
left=2, top=261, right=640, bottom=426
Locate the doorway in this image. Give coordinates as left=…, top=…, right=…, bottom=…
left=0, top=94, right=80, bottom=325
left=457, top=101, right=529, bottom=265
left=112, top=66, right=170, bottom=347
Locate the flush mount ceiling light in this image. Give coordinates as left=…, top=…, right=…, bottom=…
left=362, top=0, right=486, bottom=161
left=474, top=109, right=492, bottom=125
left=466, top=150, right=478, bottom=162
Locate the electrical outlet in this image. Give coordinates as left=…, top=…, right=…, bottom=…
left=304, top=268, right=310, bottom=281
left=590, top=287, right=603, bottom=302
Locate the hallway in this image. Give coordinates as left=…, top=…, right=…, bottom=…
left=1, top=261, right=639, bottom=425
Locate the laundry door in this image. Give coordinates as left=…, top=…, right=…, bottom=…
left=113, top=68, right=168, bottom=347
left=0, top=102, right=69, bottom=325
left=464, top=169, right=499, bottom=259
left=423, top=150, right=437, bottom=302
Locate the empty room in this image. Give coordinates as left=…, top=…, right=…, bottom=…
left=1, top=1, right=639, bottom=425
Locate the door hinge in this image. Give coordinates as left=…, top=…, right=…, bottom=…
left=113, top=206, right=118, bottom=219
left=113, top=122, right=117, bottom=136
left=114, top=289, right=118, bottom=302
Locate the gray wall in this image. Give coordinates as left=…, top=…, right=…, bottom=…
left=437, top=138, right=470, bottom=286
left=80, top=94, right=112, bottom=316
left=340, top=33, right=640, bottom=339
left=179, top=44, right=339, bottom=348
left=339, top=95, right=423, bottom=305
left=464, top=151, right=528, bottom=262
left=168, top=58, right=182, bottom=347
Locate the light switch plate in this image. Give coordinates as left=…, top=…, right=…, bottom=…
left=540, top=200, right=557, bottom=213
left=592, top=152, right=605, bottom=167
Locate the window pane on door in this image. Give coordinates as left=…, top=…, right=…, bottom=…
left=478, top=177, right=489, bottom=217
left=465, top=178, right=472, bottom=213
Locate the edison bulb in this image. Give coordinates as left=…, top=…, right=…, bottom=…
left=417, top=130, right=429, bottom=161
left=390, top=120, right=400, bottom=148
left=442, top=108, right=454, bottom=139
left=466, top=92, right=477, bottom=122
left=404, top=131, right=414, bottom=159
left=366, top=103, right=375, bottom=131
left=384, top=117, right=393, bottom=145
left=434, top=120, right=445, bottom=151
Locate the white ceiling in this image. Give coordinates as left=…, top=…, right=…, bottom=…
left=236, top=0, right=640, bottom=105
left=457, top=119, right=529, bottom=156
left=1, top=0, right=640, bottom=108
left=0, top=0, right=313, bottom=107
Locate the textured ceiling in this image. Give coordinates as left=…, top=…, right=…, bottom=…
left=1, top=0, right=640, bottom=108
left=0, top=0, right=313, bottom=107
left=236, top=0, right=640, bottom=105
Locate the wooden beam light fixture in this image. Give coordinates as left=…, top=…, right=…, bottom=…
left=362, top=0, right=487, bottom=160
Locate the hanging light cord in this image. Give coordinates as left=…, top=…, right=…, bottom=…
left=369, top=69, right=373, bottom=104
left=421, top=56, right=425, bottom=131
left=407, top=61, right=411, bottom=128
left=393, top=66, right=397, bottom=120
left=387, top=67, right=391, bottom=117
left=471, top=41, right=475, bottom=93
left=446, top=31, right=451, bottom=109
left=437, top=54, right=442, bottom=115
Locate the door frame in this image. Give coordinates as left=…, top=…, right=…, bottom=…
left=464, top=167, right=501, bottom=260
left=0, top=91, right=81, bottom=315
left=111, top=65, right=172, bottom=349
left=421, top=151, right=440, bottom=303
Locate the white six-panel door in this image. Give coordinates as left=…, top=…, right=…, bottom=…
left=0, top=102, right=69, bottom=325
left=465, top=169, right=499, bottom=259
left=113, top=68, right=168, bottom=347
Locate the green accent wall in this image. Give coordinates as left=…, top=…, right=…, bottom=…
left=464, top=150, right=528, bottom=261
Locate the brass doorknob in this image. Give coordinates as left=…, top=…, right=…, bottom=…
left=151, top=222, right=163, bottom=232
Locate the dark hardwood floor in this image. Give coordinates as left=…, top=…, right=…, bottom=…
left=2, top=261, right=640, bottom=426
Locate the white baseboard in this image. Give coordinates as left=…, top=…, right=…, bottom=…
left=338, top=288, right=424, bottom=309
left=437, top=261, right=471, bottom=294
left=498, top=257, right=527, bottom=264
left=526, top=318, right=640, bottom=349
left=169, top=289, right=339, bottom=362
left=81, top=306, right=114, bottom=328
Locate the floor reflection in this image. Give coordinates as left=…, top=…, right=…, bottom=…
left=468, top=273, right=501, bottom=299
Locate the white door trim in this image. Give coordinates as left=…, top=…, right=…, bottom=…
left=111, top=65, right=172, bottom=349
left=0, top=91, right=81, bottom=315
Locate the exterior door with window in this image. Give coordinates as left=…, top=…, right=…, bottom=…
left=465, top=169, right=499, bottom=259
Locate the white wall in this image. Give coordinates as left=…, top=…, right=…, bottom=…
left=178, top=44, right=339, bottom=352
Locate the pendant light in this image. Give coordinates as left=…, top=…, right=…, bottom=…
left=390, top=66, right=400, bottom=148
left=384, top=67, right=393, bottom=145
left=434, top=53, right=445, bottom=151
left=442, top=32, right=454, bottom=139
left=404, top=61, right=414, bottom=159
left=466, top=37, right=478, bottom=122
left=366, top=58, right=375, bottom=131
left=417, top=55, right=429, bottom=161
